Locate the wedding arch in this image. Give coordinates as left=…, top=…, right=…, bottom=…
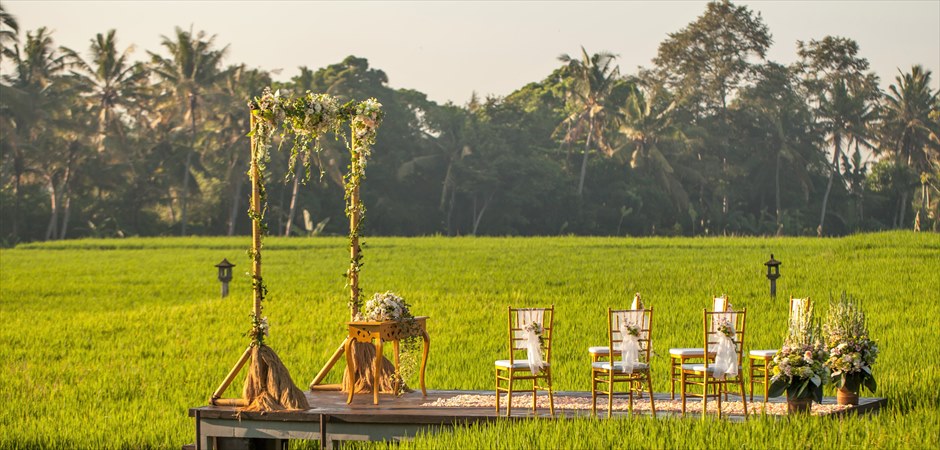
left=209, top=88, right=388, bottom=410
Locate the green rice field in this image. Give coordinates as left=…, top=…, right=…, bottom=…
left=1, top=232, right=938, bottom=448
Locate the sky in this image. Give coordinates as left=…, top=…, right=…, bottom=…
left=5, top=1, right=939, bottom=105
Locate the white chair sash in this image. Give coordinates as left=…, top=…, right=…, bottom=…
left=518, top=309, right=546, bottom=373
left=618, top=310, right=644, bottom=374
left=711, top=311, right=738, bottom=379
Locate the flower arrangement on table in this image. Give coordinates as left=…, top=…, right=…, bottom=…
left=360, top=291, right=413, bottom=322
left=359, top=291, right=421, bottom=394
left=768, top=302, right=829, bottom=405
left=823, top=293, right=877, bottom=402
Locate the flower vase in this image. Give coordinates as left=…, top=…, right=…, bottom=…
left=836, top=388, right=859, bottom=406
left=786, top=397, right=813, bottom=414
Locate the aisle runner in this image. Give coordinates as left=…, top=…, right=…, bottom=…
left=421, top=394, right=851, bottom=416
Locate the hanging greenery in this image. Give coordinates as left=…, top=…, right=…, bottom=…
left=247, top=88, right=384, bottom=339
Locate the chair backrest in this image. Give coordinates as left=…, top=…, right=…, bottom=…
left=713, top=296, right=730, bottom=312
left=702, top=308, right=747, bottom=367
left=630, top=293, right=643, bottom=310
left=608, top=308, right=653, bottom=363
left=508, top=306, right=554, bottom=363
left=789, top=297, right=811, bottom=327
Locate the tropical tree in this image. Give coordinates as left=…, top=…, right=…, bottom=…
left=1, top=27, right=75, bottom=241
left=149, top=26, right=228, bottom=235
left=67, top=30, right=148, bottom=154
left=735, top=62, right=820, bottom=234
left=880, top=65, right=940, bottom=229
left=651, top=0, right=771, bottom=116
left=651, top=0, right=771, bottom=222
left=615, top=83, right=695, bottom=216
left=556, top=46, right=621, bottom=197
left=797, top=36, right=879, bottom=236
left=815, top=80, right=877, bottom=235
left=0, top=2, right=18, bottom=64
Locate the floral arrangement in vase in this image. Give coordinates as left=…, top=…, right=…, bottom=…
left=768, top=302, right=829, bottom=410
left=823, top=293, right=877, bottom=405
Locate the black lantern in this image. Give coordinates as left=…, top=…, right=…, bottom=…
left=215, top=258, right=235, bottom=298
left=764, top=254, right=781, bottom=297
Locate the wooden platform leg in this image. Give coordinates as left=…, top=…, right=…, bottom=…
left=420, top=330, right=430, bottom=396
left=344, top=338, right=355, bottom=404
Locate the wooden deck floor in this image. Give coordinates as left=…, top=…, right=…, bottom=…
left=189, top=390, right=887, bottom=449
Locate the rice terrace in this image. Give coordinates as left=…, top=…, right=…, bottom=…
left=1, top=0, right=940, bottom=449
left=2, top=233, right=938, bottom=448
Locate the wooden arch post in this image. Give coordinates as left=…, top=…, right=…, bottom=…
left=208, top=104, right=309, bottom=411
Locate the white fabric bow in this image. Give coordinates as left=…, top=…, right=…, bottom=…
left=519, top=309, right=546, bottom=373
left=619, top=312, right=643, bottom=374
left=711, top=312, right=738, bottom=379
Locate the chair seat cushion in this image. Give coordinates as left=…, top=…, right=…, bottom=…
left=670, top=348, right=705, bottom=356
left=592, top=361, right=649, bottom=372
left=749, top=349, right=778, bottom=358
left=681, top=364, right=742, bottom=374
left=494, top=360, right=549, bottom=370
left=589, top=346, right=621, bottom=354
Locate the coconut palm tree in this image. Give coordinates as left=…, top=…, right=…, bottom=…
left=557, top=47, right=620, bottom=197
left=881, top=65, right=940, bottom=229
left=736, top=63, right=820, bottom=234
left=1, top=27, right=74, bottom=241
left=149, top=26, right=227, bottom=235
left=817, top=79, right=876, bottom=236
left=0, top=2, right=18, bottom=64
left=67, top=30, right=148, bottom=154
left=615, top=84, right=694, bottom=214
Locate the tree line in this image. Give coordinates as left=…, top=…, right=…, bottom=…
left=1, top=1, right=938, bottom=243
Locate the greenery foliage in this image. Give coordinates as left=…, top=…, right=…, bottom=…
left=2, top=2, right=939, bottom=245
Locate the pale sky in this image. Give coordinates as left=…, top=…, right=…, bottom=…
left=5, top=1, right=939, bottom=105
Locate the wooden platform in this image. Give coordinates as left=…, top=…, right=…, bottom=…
left=188, top=390, right=887, bottom=449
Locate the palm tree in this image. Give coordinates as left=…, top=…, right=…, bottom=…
left=0, top=2, right=18, bottom=64
left=1, top=27, right=74, bottom=241
left=209, top=64, right=270, bottom=236
left=557, top=46, right=620, bottom=197
left=67, top=30, right=148, bottom=154
left=817, top=80, right=876, bottom=236
left=616, top=84, right=693, bottom=215
left=149, top=26, right=227, bottom=235
left=881, top=65, right=940, bottom=229
left=736, top=63, right=820, bottom=234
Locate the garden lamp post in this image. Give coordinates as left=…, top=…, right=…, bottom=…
left=215, top=258, right=235, bottom=298
left=764, top=254, right=781, bottom=297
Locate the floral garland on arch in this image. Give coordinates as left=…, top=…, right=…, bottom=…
left=247, top=88, right=384, bottom=343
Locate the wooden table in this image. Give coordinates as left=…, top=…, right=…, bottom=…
left=345, top=316, right=430, bottom=405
